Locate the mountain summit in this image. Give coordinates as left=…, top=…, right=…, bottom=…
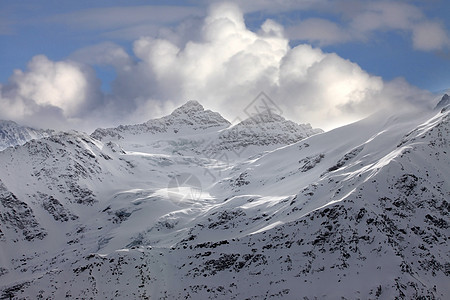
left=435, top=93, right=450, bottom=110
left=91, top=100, right=231, bottom=141
left=170, top=99, right=205, bottom=115
left=159, top=100, right=231, bottom=131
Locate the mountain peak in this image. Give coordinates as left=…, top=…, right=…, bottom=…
left=171, top=100, right=205, bottom=116
left=92, top=100, right=230, bottom=140
left=435, top=93, right=450, bottom=110
left=161, top=100, right=230, bottom=130
left=213, top=110, right=323, bottom=152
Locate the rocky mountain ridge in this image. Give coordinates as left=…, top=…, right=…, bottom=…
left=0, top=120, right=53, bottom=151
left=91, top=100, right=232, bottom=141
left=91, top=100, right=323, bottom=158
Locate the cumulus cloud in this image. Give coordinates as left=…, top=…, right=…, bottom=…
left=112, top=4, right=390, bottom=128
left=0, top=55, right=102, bottom=130
left=100, top=2, right=388, bottom=129
left=0, top=2, right=436, bottom=132
left=13, top=56, right=91, bottom=115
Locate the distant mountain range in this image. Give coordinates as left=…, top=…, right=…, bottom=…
left=0, top=94, right=448, bottom=299
left=0, top=120, right=53, bottom=151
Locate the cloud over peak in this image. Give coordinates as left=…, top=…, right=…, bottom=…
left=0, top=2, right=435, bottom=132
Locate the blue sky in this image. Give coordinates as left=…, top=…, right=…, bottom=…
left=0, top=0, right=449, bottom=131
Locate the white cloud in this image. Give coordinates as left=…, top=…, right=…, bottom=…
left=11, top=55, right=95, bottom=116
left=48, top=5, right=204, bottom=31
left=412, top=22, right=450, bottom=51
left=0, top=2, right=436, bottom=131
left=286, top=18, right=351, bottom=46
left=285, top=1, right=450, bottom=52
left=277, top=46, right=385, bottom=128
left=44, top=4, right=206, bottom=46
left=104, top=2, right=389, bottom=129
left=350, top=1, right=422, bottom=32
left=70, top=42, right=132, bottom=70
left=0, top=55, right=103, bottom=130
left=211, top=0, right=327, bottom=13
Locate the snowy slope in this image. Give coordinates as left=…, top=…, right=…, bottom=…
left=0, top=99, right=448, bottom=299
left=0, top=120, right=53, bottom=151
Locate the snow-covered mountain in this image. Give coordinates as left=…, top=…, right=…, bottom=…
left=0, top=98, right=448, bottom=299
left=92, top=100, right=232, bottom=141
left=435, top=93, right=450, bottom=110
left=0, top=120, right=54, bottom=151
left=91, top=100, right=322, bottom=158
